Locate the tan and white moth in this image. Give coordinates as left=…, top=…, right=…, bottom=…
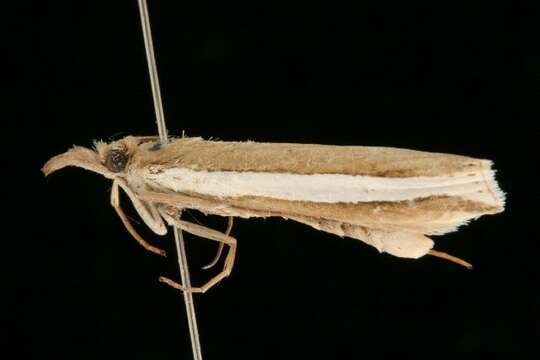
left=42, top=135, right=505, bottom=292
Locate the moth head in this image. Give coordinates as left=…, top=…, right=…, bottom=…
left=42, top=136, right=143, bottom=179
left=95, top=136, right=142, bottom=174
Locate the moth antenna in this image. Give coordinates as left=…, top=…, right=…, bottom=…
left=428, top=250, right=473, bottom=269
left=201, top=217, right=234, bottom=270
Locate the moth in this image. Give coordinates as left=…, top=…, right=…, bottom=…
left=42, top=135, right=505, bottom=292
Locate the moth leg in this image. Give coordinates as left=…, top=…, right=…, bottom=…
left=110, top=178, right=166, bottom=257
left=114, top=178, right=167, bottom=236
left=428, top=250, right=473, bottom=269
left=201, top=216, right=234, bottom=270
left=158, top=208, right=237, bottom=293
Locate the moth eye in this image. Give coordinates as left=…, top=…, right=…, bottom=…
left=105, top=149, right=128, bottom=173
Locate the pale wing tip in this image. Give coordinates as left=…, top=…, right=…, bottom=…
left=482, top=160, right=506, bottom=212
left=425, top=160, right=506, bottom=236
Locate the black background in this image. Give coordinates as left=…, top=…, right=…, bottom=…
left=12, top=0, right=539, bottom=357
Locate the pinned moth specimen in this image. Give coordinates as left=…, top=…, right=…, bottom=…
left=42, top=135, right=505, bottom=292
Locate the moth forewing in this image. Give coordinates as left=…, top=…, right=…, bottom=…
left=43, top=135, right=505, bottom=291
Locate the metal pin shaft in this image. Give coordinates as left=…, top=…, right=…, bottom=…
left=136, top=1, right=203, bottom=359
